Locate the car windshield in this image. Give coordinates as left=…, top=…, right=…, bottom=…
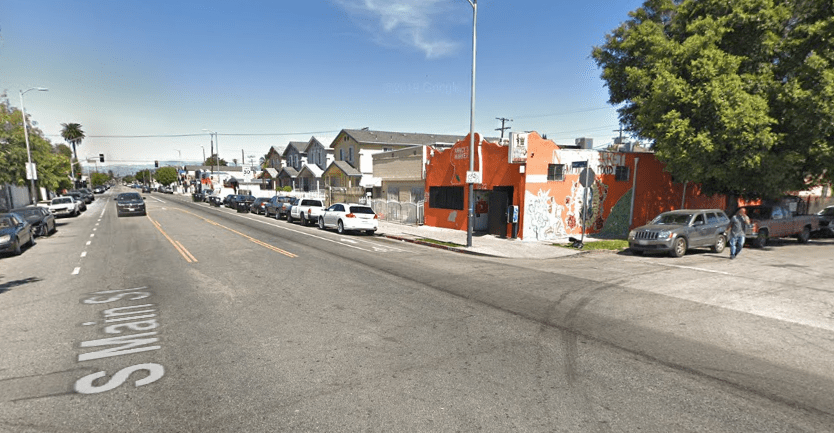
left=14, top=209, right=39, bottom=217
left=118, top=193, right=141, bottom=201
left=820, top=208, right=834, bottom=216
left=652, top=213, right=693, bottom=225
left=349, top=206, right=375, bottom=214
left=53, top=198, right=71, bottom=204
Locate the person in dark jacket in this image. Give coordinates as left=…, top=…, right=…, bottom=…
left=726, top=207, right=750, bottom=259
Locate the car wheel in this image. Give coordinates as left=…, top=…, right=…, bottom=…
left=797, top=226, right=811, bottom=243
left=712, top=234, right=726, bottom=253
left=29, top=232, right=36, bottom=247
left=301, top=214, right=307, bottom=226
left=671, top=237, right=687, bottom=257
left=754, top=229, right=768, bottom=248
left=287, top=213, right=293, bottom=223
left=13, top=238, right=21, bottom=255
left=630, top=249, right=643, bottom=256
left=318, top=217, right=325, bottom=230
left=39, top=225, right=48, bottom=237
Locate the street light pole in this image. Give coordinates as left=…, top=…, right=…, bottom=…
left=20, top=87, right=48, bottom=204
left=464, top=0, right=477, bottom=248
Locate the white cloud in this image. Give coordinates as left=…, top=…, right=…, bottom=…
left=334, top=0, right=463, bottom=59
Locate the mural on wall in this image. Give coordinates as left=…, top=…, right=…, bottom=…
left=524, top=189, right=567, bottom=240
left=597, top=189, right=633, bottom=238
left=564, top=178, right=609, bottom=233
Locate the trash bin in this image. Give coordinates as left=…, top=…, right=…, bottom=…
left=192, top=193, right=200, bottom=202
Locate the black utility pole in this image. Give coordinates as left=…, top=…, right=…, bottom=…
left=495, top=117, right=512, bottom=140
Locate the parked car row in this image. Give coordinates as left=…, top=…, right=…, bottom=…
left=628, top=205, right=831, bottom=257
left=0, top=186, right=114, bottom=256
left=189, top=193, right=378, bottom=235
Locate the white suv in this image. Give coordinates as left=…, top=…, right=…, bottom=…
left=318, top=203, right=378, bottom=235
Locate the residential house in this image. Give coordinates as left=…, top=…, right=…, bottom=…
left=323, top=128, right=464, bottom=194
left=276, top=137, right=333, bottom=191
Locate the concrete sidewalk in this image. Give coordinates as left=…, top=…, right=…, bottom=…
left=376, top=220, right=594, bottom=259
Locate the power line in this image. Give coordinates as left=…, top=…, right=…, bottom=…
left=44, top=130, right=340, bottom=139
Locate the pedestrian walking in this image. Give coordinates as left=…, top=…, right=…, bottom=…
left=726, top=207, right=750, bottom=259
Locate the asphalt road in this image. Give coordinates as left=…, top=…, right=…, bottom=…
left=1, top=187, right=832, bottom=432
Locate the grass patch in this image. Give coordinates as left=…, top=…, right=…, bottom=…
left=417, top=238, right=465, bottom=248
left=556, top=239, right=629, bottom=251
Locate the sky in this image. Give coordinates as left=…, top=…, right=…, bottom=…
left=1, top=0, right=645, bottom=168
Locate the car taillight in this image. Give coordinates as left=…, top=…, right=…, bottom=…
left=346, top=213, right=355, bottom=218
left=373, top=214, right=378, bottom=219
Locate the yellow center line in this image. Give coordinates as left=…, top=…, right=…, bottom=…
left=175, top=209, right=297, bottom=258
left=147, top=214, right=198, bottom=263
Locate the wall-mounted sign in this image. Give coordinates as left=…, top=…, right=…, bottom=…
left=509, top=132, right=528, bottom=163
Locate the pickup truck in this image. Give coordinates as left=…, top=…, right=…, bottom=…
left=288, top=198, right=325, bottom=226
left=736, top=205, right=820, bottom=247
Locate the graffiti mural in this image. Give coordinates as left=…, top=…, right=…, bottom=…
left=564, top=178, right=609, bottom=233
left=524, top=189, right=566, bottom=240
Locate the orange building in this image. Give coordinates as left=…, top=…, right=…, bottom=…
left=424, top=132, right=726, bottom=240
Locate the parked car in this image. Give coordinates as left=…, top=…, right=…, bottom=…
left=288, top=198, right=325, bottom=225
left=10, top=206, right=56, bottom=237
left=815, top=206, right=834, bottom=237
left=63, top=193, right=87, bottom=212
left=736, top=204, right=820, bottom=247
left=318, top=203, right=378, bottom=234
left=78, top=188, right=96, bottom=202
left=0, top=212, right=36, bottom=256
left=229, top=195, right=256, bottom=212
left=116, top=192, right=147, bottom=217
left=93, top=186, right=105, bottom=194
left=163, top=186, right=174, bottom=194
left=250, top=197, right=270, bottom=215
left=69, top=189, right=93, bottom=204
left=49, top=196, right=81, bottom=217
left=141, top=185, right=152, bottom=193
left=222, top=194, right=236, bottom=207
left=628, top=209, right=730, bottom=257
left=264, top=196, right=292, bottom=218
left=278, top=197, right=298, bottom=220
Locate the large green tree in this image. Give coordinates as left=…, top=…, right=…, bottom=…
left=0, top=102, right=71, bottom=195
left=203, top=154, right=228, bottom=167
left=153, top=166, right=178, bottom=186
left=593, top=0, right=834, bottom=201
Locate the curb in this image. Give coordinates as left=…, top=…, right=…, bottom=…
left=380, top=234, right=492, bottom=257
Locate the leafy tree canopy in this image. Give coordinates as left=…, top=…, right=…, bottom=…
left=204, top=154, right=228, bottom=167
left=90, top=172, right=110, bottom=186
left=0, top=102, right=71, bottom=193
left=153, top=166, right=178, bottom=186
left=593, top=0, right=834, bottom=200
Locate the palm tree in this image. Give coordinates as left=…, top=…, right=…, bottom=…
left=61, top=123, right=85, bottom=186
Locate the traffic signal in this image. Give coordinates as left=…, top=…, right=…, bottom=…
left=99, top=154, right=104, bottom=163
left=154, top=160, right=159, bottom=168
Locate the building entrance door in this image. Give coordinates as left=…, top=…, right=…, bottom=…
left=488, top=186, right=513, bottom=237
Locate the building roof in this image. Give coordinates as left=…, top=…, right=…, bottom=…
left=184, top=165, right=243, bottom=172
left=263, top=168, right=279, bottom=178
left=334, top=129, right=466, bottom=148
left=325, top=160, right=362, bottom=177
left=279, top=166, right=299, bottom=177
left=282, top=141, right=311, bottom=157
left=298, top=164, right=324, bottom=178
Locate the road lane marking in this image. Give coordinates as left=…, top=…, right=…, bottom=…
left=626, top=259, right=732, bottom=275
left=229, top=212, right=405, bottom=253
left=90, top=234, right=95, bottom=238
left=146, top=215, right=198, bottom=263
left=81, top=252, right=87, bottom=258
left=175, top=209, right=298, bottom=258
left=86, top=241, right=92, bottom=246
left=72, top=267, right=80, bottom=275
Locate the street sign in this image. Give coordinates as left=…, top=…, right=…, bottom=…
left=466, top=171, right=482, bottom=184
left=25, top=162, right=37, bottom=180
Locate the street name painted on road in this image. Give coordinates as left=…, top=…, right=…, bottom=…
left=74, top=287, right=166, bottom=394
